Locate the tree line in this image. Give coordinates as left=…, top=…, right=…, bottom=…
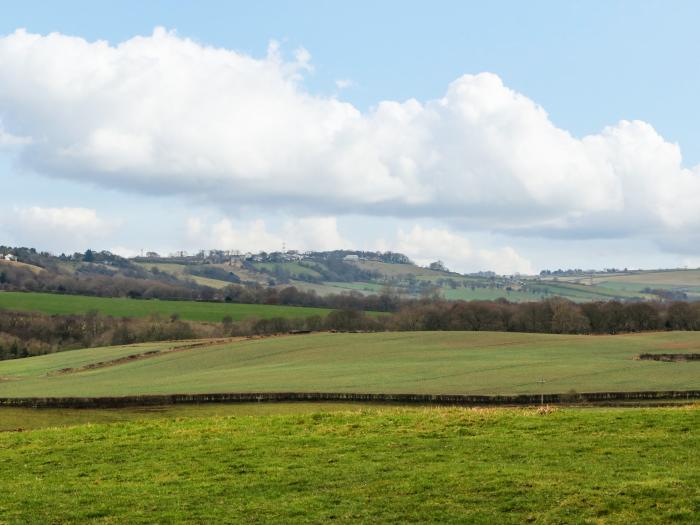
left=386, top=298, right=700, bottom=333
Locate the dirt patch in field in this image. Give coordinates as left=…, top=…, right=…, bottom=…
left=636, top=353, right=700, bottom=362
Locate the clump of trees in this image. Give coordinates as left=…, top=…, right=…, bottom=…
left=0, top=310, right=217, bottom=360
left=388, top=298, right=700, bottom=334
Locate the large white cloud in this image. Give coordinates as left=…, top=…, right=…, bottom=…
left=1, top=28, right=699, bottom=241
left=185, top=216, right=349, bottom=254
left=0, top=206, right=115, bottom=252
left=389, top=226, right=534, bottom=275
left=184, top=215, right=531, bottom=274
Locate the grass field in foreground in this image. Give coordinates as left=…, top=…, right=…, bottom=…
left=0, top=406, right=698, bottom=524
left=0, top=403, right=377, bottom=431
left=1, top=331, right=699, bottom=397
left=0, top=291, right=332, bottom=322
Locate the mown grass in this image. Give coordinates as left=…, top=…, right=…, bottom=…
left=0, top=291, right=332, bottom=322
left=0, top=406, right=697, bottom=524
left=1, top=331, right=699, bottom=397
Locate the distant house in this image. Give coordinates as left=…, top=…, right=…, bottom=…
left=3, top=254, right=17, bottom=262
left=343, top=254, right=360, bottom=262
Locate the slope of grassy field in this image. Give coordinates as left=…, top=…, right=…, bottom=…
left=134, top=262, right=233, bottom=288
left=1, top=331, right=698, bottom=398
left=0, top=406, right=697, bottom=523
left=595, top=269, right=700, bottom=286
left=0, top=292, right=330, bottom=323
left=0, top=259, right=44, bottom=274
left=0, top=291, right=332, bottom=322
left=251, top=261, right=324, bottom=278
left=529, top=281, right=651, bottom=302
left=553, top=269, right=700, bottom=300
left=352, top=259, right=449, bottom=278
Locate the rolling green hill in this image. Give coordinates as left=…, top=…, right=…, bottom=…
left=1, top=331, right=698, bottom=398
left=0, top=291, right=332, bottom=322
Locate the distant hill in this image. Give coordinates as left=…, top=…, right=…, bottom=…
left=2, top=245, right=699, bottom=304
left=131, top=249, right=697, bottom=303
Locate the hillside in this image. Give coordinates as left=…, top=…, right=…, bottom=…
left=132, top=250, right=672, bottom=303
left=1, top=331, right=698, bottom=398
left=555, top=269, right=700, bottom=301
left=4, top=246, right=700, bottom=305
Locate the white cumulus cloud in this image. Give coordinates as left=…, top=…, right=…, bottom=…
left=0, top=28, right=699, bottom=247
left=0, top=206, right=115, bottom=253
left=391, top=226, right=534, bottom=275
left=184, top=216, right=349, bottom=254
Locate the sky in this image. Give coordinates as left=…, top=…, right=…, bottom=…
left=1, top=1, right=699, bottom=274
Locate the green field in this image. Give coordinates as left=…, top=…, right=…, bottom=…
left=134, top=262, right=233, bottom=288
left=593, top=269, right=700, bottom=287
left=252, top=261, right=324, bottom=278
left=0, top=406, right=697, bottom=523
left=0, top=291, right=332, bottom=322
left=0, top=402, right=376, bottom=431
left=1, top=331, right=698, bottom=398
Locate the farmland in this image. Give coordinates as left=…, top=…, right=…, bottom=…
left=132, top=256, right=671, bottom=302
left=0, top=406, right=697, bottom=523
left=555, top=269, right=700, bottom=301
left=6, top=246, right=700, bottom=309
left=0, top=291, right=332, bottom=322
left=1, top=331, right=699, bottom=398
left=135, top=262, right=234, bottom=289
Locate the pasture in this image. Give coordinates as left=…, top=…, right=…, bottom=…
left=596, top=269, right=700, bottom=287
left=0, top=331, right=698, bottom=398
left=0, top=406, right=697, bottom=523
left=135, top=262, right=233, bottom=288
left=0, top=291, right=332, bottom=322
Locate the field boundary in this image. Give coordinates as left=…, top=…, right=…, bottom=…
left=1, top=390, right=699, bottom=408
left=637, top=353, right=700, bottom=362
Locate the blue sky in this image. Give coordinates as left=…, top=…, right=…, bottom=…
left=1, top=1, right=699, bottom=272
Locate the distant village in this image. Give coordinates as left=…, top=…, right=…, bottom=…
left=133, top=249, right=413, bottom=266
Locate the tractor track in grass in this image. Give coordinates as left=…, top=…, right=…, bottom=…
left=46, top=332, right=316, bottom=376
left=47, top=338, right=242, bottom=376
